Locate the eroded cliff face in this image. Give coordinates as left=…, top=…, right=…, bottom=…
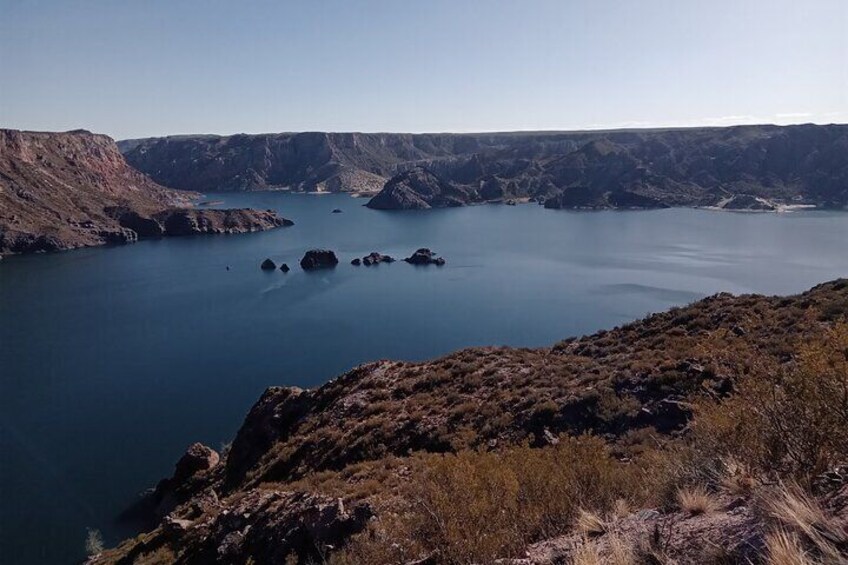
left=119, top=125, right=848, bottom=210
left=0, top=129, right=290, bottom=254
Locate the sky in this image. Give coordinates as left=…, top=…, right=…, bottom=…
left=0, top=0, right=845, bottom=140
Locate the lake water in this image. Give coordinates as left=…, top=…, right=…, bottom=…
left=2, top=193, right=847, bottom=563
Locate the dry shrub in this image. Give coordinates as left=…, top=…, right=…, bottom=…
left=411, top=448, right=523, bottom=563
left=501, top=435, right=636, bottom=541
left=333, top=435, right=639, bottom=564
left=690, top=323, right=848, bottom=484
left=575, top=509, right=607, bottom=537
left=676, top=485, right=719, bottom=516
left=329, top=512, right=423, bottom=565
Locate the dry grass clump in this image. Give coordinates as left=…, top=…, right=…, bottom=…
left=569, top=533, right=636, bottom=565
left=762, top=483, right=846, bottom=563
left=764, top=529, right=812, bottom=565
left=575, top=508, right=608, bottom=537
left=676, top=485, right=719, bottom=516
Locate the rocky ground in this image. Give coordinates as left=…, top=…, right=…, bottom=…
left=89, top=279, right=848, bottom=564
left=0, top=129, right=291, bottom=255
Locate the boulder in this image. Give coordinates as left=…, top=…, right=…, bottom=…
left=260, top=258, right=276, bottom=270
left=403, top=248, right=446, bottom=266
left=351, top=258, right=361, bottom=266
left=279, top=263, right=290, bottom=273
left=173, top=443, right=220, bottom=484
left=300, top=249, right=339, bottom=270
left=331, top=209, right=343, bottom=214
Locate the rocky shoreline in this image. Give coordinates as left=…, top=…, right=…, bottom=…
left=0, top=129, right=292, bottom=255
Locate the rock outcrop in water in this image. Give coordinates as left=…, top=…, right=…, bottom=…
left=0, top=129, right=291, bottom=255
left=300, top=249, right=339, bottom=270
left=356, top=252, right=395, bottom=266
left=91, top=280, right=848, bottom=564
left=403, top=248, right=445, bottom=265
left=119, top=125, right=848, bottom=210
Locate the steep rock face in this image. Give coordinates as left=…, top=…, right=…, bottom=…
left=119, top=132, right=483, bottom=193
left=0, top=129, right=290, bottom=254
left=368, top=124, right=848, bottom=210
left=120, top=125, right=848, bottom=210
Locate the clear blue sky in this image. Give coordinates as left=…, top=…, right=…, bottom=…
left=1, top=0, right=845, bottom=139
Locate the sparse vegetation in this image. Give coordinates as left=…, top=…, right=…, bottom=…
left=94, top=281, right=848, bottom=565
left=85, top=528, right=104, bottom=557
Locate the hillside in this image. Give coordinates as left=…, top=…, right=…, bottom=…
left=0, top=129, right=290, bottom=255
left=119, top=125, right=848, bottom=210
left=91, top=279, right=848, bottom=564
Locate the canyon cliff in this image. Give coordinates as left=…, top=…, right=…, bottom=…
left=119, top=124, right=848, bottom=210
left=0, top=129, right=290, bottom=255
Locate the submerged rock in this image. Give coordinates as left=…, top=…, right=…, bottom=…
left=300, top=249, right=339, bottom=270
left=403, top=248, right=446, bottom=266
left=331, top=208, right=343, bottom=214
left=260, top=258, right=277, bottom=270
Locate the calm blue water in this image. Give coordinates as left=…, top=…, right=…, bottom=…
left=2, top=193, right=847, bottom=563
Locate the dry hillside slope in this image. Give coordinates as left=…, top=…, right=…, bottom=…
left=92, top=279, right=848, bottom=564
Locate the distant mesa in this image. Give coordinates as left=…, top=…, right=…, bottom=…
left=300, top=249, right=339, bottom=270
left=260, top=258, right=276, bottom=270
left=117, top=126, right=848, bottom=212
left=403, top=248, right=446, bottom=266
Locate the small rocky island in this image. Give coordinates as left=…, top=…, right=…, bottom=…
left=404, top=248, right=446, bottom=266
left=352, top=252, right=395, bottom=266
left=300, top=249, right=339, bottom=270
